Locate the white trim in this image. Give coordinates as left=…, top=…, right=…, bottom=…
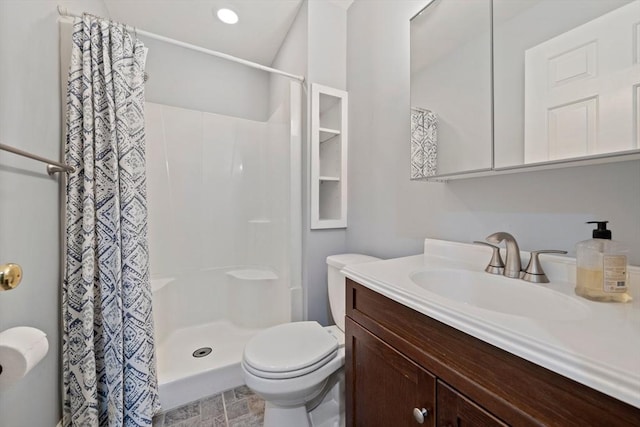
left=289, top=81, right=304, bottom=321
left=310, top=84, right=348, bottom=229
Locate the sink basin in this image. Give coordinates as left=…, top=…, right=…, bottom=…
left=409, top=269, right=589, bottom=321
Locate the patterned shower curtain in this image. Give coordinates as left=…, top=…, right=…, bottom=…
left=62, top=14, right=159, bottom=427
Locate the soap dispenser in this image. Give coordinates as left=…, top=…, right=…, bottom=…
left=575, top=221, right=631, bottom=303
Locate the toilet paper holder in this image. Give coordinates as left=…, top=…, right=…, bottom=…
left=0, top=263, right=23, bottom=291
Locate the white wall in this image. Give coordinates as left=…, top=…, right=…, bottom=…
left=145, top=103, right=289, bottom=279
left=142, top=37, right=271, bottom=122
left=0, top=2, right=109, bottom=426
left=270, top=1, right=307, bottom=116
left=346, top=1, right=640, bottom=267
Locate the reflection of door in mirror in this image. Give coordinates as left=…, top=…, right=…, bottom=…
left=410, top=0, right=492, bottom=178
left=524, top=1, right=640, bottom=163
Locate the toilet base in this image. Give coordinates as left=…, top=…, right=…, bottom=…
left=264, top=401, right=311, bottom=427
left=263, top=370, right=345, bottom=427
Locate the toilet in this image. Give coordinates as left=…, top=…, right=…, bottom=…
left=241, top=254, right=381, bottom=427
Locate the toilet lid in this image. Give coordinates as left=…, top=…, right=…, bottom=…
left=243, top=321, right=338, bottom=376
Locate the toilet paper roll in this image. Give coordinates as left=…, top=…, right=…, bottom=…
left=0, top=326, right=49, bottom=388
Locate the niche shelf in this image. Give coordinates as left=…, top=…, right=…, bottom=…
left=311, top=84, right=348, bottom=229
left=319, top=127, right=341, bottom=142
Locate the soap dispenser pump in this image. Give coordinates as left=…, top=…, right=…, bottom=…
left=575, top=221, right=631, bottom=303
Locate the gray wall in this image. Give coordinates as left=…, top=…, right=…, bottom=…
left=305, top=1, right=348, bottom=326
left=272, top=0, right=350, bottom=326
left=346, top=1, right=640, bottom=265
left=0, top=2, right=108, bottom=426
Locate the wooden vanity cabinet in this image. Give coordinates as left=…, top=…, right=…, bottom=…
left=347, top=318, right=436, bottom=426
left=345, top=279, right=640, bottom=427
left=436, top=380, right=507, bottom=427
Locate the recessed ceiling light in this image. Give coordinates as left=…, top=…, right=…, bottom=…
left=217, top=8, right=239, bottom=24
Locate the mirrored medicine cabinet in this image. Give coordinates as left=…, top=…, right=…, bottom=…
left=410, top=0, right=640, bottom=181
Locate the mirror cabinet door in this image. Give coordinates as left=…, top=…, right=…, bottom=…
left=493, top=0, right=640, bottom=169
left=410, top=0, right=493, bottom=178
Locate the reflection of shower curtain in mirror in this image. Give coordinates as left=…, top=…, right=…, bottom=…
left=411, top=107, right=438, bottom=178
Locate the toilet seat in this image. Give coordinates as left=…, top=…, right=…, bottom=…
left=243, top=351, right=337, bottom=380
left=243, top=321, right=338, bottom=380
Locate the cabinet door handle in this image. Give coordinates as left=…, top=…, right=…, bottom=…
left=413, top=407, right=429, bottom=424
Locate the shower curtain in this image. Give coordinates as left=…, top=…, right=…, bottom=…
left=62, top=14, right=159, bottom=427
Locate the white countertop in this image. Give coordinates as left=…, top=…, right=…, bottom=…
left=342, top=239, right=640, bottom=408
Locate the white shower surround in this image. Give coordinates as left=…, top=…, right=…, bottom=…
left=145, top=85, right=302, bottom=410
left=150, top=268, right=278, bottom=410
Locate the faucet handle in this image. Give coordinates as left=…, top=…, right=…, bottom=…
left=522, top=250, right=568, bottom=283
left=473, top=241, right=505, bottom=275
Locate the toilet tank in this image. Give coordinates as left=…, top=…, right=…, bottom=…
left=326, top=254, right=381, bottom=331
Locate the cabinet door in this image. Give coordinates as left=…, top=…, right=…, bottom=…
left=346, top=318, right=436, bottom=427
left=437, top=381, right=507, bottom=427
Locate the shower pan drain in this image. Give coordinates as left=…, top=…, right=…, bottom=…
left=192, top=347, right=212, bottom=358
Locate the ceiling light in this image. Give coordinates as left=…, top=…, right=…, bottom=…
left=217, top=8, right=239, bottom=24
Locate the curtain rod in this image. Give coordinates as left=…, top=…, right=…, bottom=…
left=57, top=5, right=306, bottom=83
left=0, top=143, right=75, bottom=175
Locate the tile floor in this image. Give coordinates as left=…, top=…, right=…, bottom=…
left=153, top=385, right=265, bottom=427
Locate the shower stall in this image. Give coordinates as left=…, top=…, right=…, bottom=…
left=145, top=80, right=302, bottom=410
left=58, top=8, right=303, bottom=411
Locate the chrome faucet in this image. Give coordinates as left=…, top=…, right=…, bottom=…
left=485, top=232, right=521, bottom=279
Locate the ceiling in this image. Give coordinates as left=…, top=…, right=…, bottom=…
left=104, top=0, right=304, bottom=66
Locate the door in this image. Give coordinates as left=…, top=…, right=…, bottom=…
left=346, top=318, right=436, bottom=427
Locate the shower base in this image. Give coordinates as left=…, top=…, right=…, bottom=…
left=156, top=320, right=262, bottom=411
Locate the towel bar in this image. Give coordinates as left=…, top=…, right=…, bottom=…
left=0, top=143, right=74, bottom=175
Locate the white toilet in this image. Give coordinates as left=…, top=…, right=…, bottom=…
left=241, top=254, right=380, bottom=427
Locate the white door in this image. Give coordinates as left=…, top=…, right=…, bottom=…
left=524, top=1, right=640, bottom=163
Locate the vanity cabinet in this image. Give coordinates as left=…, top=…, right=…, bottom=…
left=345, top=279, right=640, bottom=426
left=436, top=381, right=506, bottom=427
left=348, top=317, right=502, bottom=427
